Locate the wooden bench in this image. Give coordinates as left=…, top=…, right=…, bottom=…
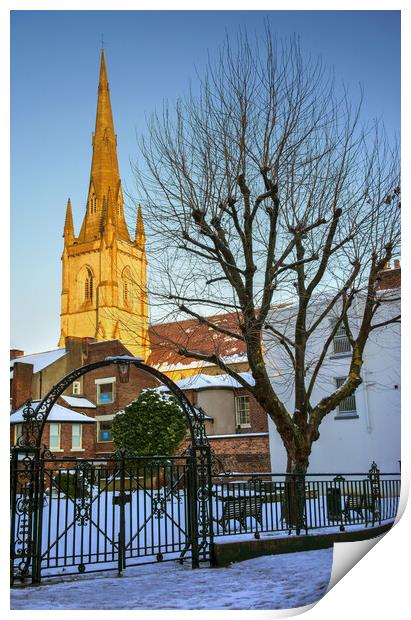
left=216, top=495, right=264, bottom=537
left=343, top=493, right=380, bottom=523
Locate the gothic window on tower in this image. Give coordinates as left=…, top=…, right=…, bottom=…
left=90, top=194, right=97, bottom=214
left=84, top=268, right=94, bottom=304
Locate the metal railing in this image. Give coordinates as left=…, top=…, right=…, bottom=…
left=211, top=464, right=400, bottom=539
left=11, top=452, right=400, bottom=585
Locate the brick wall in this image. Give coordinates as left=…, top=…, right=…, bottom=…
left=80, top=340, right=159, bottom=455
left=82, top=340, right=159, bottom=415
left=10, top=339, right=159, bottom=459
left=179, top=433, right=270, bottom=474
left=41, top=422, right=96, bottom=459
left=175, top=385, right=270, bottom=473
left=10, top=422, right=96, bottom=460
left=235, top=388, right=268, bottom=433
left=377, top=267, right=401, bottom=290
left=209, top=434, right=270, bottom=473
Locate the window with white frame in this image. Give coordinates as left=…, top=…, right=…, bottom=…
left=72, top=381, right=81, bottom=395
left=97, top=420, right=113, bottom=442
left=14, top=423, right=23, bottom=446
left=96, top=377, right=116, bottom=404
left=71, top=423, right=82, bottom=449
left=335, top=378, right=357, bottom=416
left=49, top=423, right=61, bottom=450
left=235, top=395, right=251, bottom=428
left=332, top=320, right=351, bottom=354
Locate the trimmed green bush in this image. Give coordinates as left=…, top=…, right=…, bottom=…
left=112, top=389, right=188, bottom=456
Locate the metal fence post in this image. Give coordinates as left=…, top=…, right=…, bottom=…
left=206, top=445, right=214, bottom=563
left=10, top=449, right=18, bottom=586
left=188, top=451, right=199, bottom=568
left=118, top=451, right=126, bottom=575
left=32, top=456, right=45, bottom=584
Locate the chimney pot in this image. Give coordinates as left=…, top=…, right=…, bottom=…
left=394, top=259, right=400, bottom=269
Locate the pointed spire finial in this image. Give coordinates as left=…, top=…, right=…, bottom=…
left=77, top=48, right=131, bottom=244
left=63, top=198, right=74, bottom=242
left=135, top=204, right=146, bottom=248
left=99, top=47, right=108, bottom=89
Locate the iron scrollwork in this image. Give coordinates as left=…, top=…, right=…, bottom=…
left=11, top=357, right=215, bottom=583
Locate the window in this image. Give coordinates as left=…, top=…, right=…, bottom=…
left=98, top=420, right=113, bottom=442
left=332, top=321, right=351, bottom=354
left=84, top=268, right=93, bottom=303
left=72, top=381, right=81, bottom=395
left=49, top=423, right=61, bottom=450
left=97, top=381, right=115, bottom=404
left=71, top=424, right=82, bottom=450
left=14, top=424, right=23, bottom=446
left=90, top=194, right=97, bottom=214
left=335, top=378, right=357, bottom=416
left=235, top=395, right=251, bottom=428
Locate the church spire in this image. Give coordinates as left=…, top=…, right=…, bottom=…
left=63, top=198, right=74, bottom=243
left=90, top=48, right=120, bottom=199
left=59, top=48, right=149, bottom=360
left=78, top=49, right=130, bottom=242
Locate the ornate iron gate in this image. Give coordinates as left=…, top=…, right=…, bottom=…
left=10, top=357, right=214, bottom=585
left=11, top=449, right=213, bottom=584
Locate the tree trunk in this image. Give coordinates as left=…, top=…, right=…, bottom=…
left=283, top=448, right=310, bottom=534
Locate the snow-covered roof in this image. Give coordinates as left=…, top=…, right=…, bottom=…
left=148, top=312, right=247, bottom=370
left=156, top=354, right=248, bottom=373
left=60, top=395, right=96, bottom=409
left=10, top=401, right=95, bottom=424
left=158, top=371, right=255, bottom=392
left=10, top=348, right=66, bottom=375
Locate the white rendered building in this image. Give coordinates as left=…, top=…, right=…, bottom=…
left=264, top=270, right=400, bottom=474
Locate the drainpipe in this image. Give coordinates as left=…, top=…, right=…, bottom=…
left=353, top=296, right=374, bottom=434
left=362, top=370, right=375, bottom=434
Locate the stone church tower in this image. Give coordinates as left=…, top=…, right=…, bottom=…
left=58, top=50, right=149, bottom=359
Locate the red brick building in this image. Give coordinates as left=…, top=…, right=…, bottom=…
left=158, top=372, right=270, bottom=472
left=10, top=337, right=158, bottom=460
left=10, top=335, right=270, bottom=471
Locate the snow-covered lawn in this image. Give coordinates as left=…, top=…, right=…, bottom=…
left=10, top=547, right=333, bottom=610
left=12, top=482, right=396, bottom=580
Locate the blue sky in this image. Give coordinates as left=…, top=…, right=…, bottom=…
left=10, top=10, right=400, bottom=354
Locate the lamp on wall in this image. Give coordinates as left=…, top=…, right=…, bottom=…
left=117, top=361, right=130, bottom=383
left=105, top=355, right=144, bottom=384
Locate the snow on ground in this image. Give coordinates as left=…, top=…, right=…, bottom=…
left=11, top=548, right=333, bottom=610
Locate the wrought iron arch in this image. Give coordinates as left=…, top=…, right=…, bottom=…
left=17, top=356, right=208, bottom=451
left=12, top=356, right=213, bottom=583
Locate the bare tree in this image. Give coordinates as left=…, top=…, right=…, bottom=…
left=130, top=31, right=400, bottom=476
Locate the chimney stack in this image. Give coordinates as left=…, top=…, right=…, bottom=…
left=11, top=362, right=33, bottom=411
left=10, top=349, right=24, bottom=361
